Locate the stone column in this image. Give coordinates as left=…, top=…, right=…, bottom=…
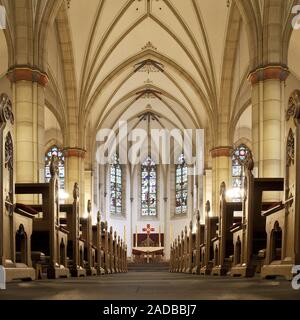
left=211, top=147, right=232, bottom=215
left=64, top=147, right=86, bottom=212
left=249, top=65, right=289, bottom=200
left=187, top=165, right=194, bottom=220
left=7, top=67, right=48, bottom=203
left=85, top=169, right=93, bottom=220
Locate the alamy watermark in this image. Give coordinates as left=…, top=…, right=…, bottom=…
left=292, top=5, right=300, bottom=30
left=96, top=121, right=204, bottom=176
left=0, top=5, right=6, bottom=30
left=292, top=265, right=300, bottom=290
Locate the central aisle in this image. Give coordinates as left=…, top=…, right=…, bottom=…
left=0, top=269, right=299, bottom=300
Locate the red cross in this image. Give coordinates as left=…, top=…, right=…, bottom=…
left=143, top=224, right=155, bottom=237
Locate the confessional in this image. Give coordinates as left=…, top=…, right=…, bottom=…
left=261, top=90, right=300, bottom=280
left=200, top=201, right=218, bottom=275
left=211, top=182, right=242, bottom=276
left=0, top=94, right=35, bottom=282
left=230, top=156, right=284, bottom=277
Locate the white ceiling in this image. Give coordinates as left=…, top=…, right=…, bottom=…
left=64, top=0, right=235, bottom=135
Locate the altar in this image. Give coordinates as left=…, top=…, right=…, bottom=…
left=132, top=224, right=164, bottom=263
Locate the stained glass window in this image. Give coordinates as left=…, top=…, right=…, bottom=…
left=175, top=154, right=188, bottom=214
left=45, top=146, right=65, bottom=190
left=110, top=154, right=122, bottom=215
left=232, top=144, right=251, bottom=196
left=141, top=157, right=157, bottom=216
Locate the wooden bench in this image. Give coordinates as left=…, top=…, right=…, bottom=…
left=211, top=182, right=242, bottom=276
left=15, top=158, right=70, bottom=279
left=261, top=90, right=300, bottom=280
left=200, top=201, right=218, bottom=275
left=0, top=94, right=34, bottom=282
left=230, top=155, right=284, bottom=277
left=59, top=183, right=86, bottom=277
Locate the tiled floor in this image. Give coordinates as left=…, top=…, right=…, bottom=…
left=0, top=271, right=300, bottom=300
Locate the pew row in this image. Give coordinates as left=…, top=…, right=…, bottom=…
left=260, top=90, right=300, bottom=280
left=15, top=162, right=70, bottom=279
left=230, top=156, right=284, bottom=277
left=211, top=183, right=242, bottom=276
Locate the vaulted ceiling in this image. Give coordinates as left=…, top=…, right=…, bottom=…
left=1, top=0, right=300, bottom=154
left=58, top=0, right=250, bottom=147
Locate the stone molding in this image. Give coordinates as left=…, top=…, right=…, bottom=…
left=248, top=65, right=289, bottom=85
left=210, top=146, right=233, bottom=158
left=63, top=147, right=86, bottom=158
left=7, top=65, right=49, bottom=87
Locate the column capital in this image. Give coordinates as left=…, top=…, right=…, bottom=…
left=7, top=65, right=49, bottom=87
left=210, top=146, right=233, bottom=158
left=63, top=147, right=86, bottom=158
left=248, top=64, right=289, bottom=85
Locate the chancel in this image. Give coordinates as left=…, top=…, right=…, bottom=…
left=0, top=0, right=300, bottom=300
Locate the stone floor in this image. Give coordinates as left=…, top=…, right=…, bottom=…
left=0, top=271, right=300, bottom=300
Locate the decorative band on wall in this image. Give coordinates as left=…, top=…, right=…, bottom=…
left=7, top=66, right=49, bottom=87
left=210, top=146, right=233, bottom=158
left=248, top=65, right=289, bottom=85
left=63, top=147, right=86, bottom=158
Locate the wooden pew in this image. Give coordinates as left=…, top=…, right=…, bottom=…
left=0, top=94, right=36, bottom=281
left=182, top=226, right=188, bottom=273
left=15, top=160, right=70, bottom=279
left=103, top=221, right=111, bottom=274
left=186, top=221, right=195, bottom=274
left=169, top=238, right=176, bottom=272
left=80, top=200, right=97, bottom=276
left=230, top=155, right=284, bottom=277
left=93, top=212, right=105, bottom=275
left=261, top=90, right=300, bottom=280
left=192, top=210, right=205, bottom=274
left=211, top=182, right=242, bottom=276
left=59, top=183, right=86, bottom=277
left=200, top=201, right=218, bottom=275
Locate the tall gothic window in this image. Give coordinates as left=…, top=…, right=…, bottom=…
left=141, top=157, right=157, bottom=216
left=232, top=144, right=251, bottom=191
left=110, top=154, right=122, bottom=215
left=175, top=153, right=188, bottom=214
left=45, top=146, right=65, bottom=190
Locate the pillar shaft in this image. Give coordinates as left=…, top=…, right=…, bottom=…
left=8, top=67, right=48, bottom=203
left=211, top=147, right=232, bottom=215
left=64, top=147, right=86, bottom=212
left=249, top=65, right=289, bottom=200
